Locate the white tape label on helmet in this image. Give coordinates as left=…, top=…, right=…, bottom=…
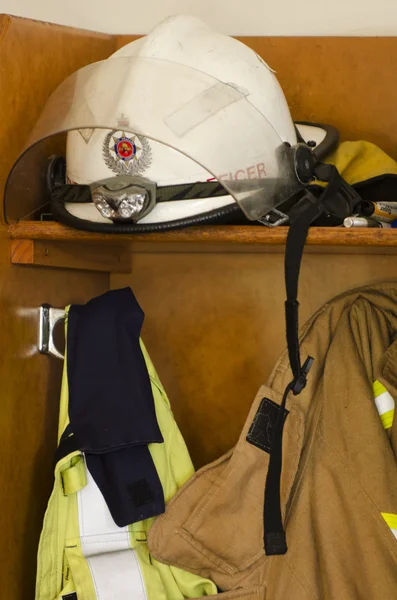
left=78, top=462, right=147, bottom=600
left=164, top=81, right=246, bottom=138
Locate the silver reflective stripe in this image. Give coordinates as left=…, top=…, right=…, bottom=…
left=87, top=551, right=146, bottom=600
left=77, top=462, right=147, bottom=600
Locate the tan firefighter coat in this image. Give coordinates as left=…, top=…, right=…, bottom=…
left=149, top=283, right=397, bottom=599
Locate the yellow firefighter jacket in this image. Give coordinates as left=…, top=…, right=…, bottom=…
left=35, top=309, right=217, bottom=600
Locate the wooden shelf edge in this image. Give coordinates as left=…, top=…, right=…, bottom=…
left=7, top=221, right=397, bottom=248
left=10, top=239, right=131, bottom=272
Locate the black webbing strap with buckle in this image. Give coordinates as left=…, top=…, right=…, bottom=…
left=263, top=163, right=360, bottom=556
left=263, top=194, right=319, bottom=555
left=51, top=181, right=229, bottom=205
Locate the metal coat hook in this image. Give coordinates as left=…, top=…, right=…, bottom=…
left=39, top=304, right=65, bottom=360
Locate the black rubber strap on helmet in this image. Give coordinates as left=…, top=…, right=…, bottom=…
left=50, top=195, right=240, bottom=234
left=157, top=181, right=228, bottom=202
left=49, top=178, right=271, bottom=232
left=47, top=156, right=230, bottom=205
left=51, top=181, right=229, bottom=205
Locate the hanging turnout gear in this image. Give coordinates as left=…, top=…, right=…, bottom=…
left=148, top=283, right=397, bottom=599
left=63, top=288, right=165, bottom=528
left=35, top=291, right=218, bottom=600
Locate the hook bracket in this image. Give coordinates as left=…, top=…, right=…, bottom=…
left=39, top=304, right=65, bottom=360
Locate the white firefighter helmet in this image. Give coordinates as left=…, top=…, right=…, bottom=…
left=4, top=14, right=338, bottom=230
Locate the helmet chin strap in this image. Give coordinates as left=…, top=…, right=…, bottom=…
left=263, top=164, right=361, bottom=556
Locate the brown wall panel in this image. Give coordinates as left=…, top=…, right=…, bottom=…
left=0, top=230, right=109, bottom=599
left=112, top=252, right=397, bottom=467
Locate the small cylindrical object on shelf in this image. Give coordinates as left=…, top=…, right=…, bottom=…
left=343, top=216, right=391, bottom=228
left=356, top=200, right=397, bottom=223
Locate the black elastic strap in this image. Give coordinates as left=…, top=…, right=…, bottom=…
left=264, top=194, right=321, bottom=556
left=50, top=193, right=240, bottom=234
left=157, top=181, right=228, bottom=202
left=52, top=181, right=228, bottom=205
left=283, top=163, right=358, bottom=387
left=263, top=381, right=294, bottom=555
left=284, top=197, right=322, bottom=388
left=263, top=164, right=359, bottom=555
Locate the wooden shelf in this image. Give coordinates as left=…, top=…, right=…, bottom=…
left=8, top=220, right=397, bottom=250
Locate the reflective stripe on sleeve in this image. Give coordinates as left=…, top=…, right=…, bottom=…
left=373, top=381, right=395, bottom=429
left=381, top=512, right=397, bottom=539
